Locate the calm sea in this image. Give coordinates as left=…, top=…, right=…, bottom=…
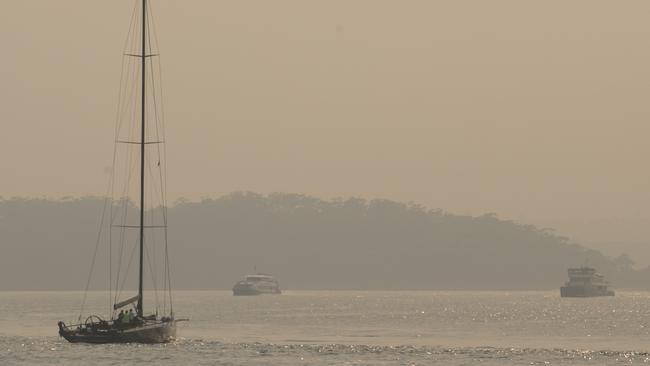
left=1, top=291, right=650, bottom=365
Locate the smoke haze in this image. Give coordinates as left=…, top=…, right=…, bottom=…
left=1, top=1, right=649, bottom=255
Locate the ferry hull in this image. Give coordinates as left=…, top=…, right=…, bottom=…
left=233, top=285, right=281, bottom=296
left=560, top=286, right=615, bottom=298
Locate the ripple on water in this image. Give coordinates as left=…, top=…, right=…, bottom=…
left=2, top=337, right=650, bottom=365
left=4, top=291, right=650, bottom=365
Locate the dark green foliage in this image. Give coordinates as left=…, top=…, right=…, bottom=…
left=0, top=194, right=643, bottom=290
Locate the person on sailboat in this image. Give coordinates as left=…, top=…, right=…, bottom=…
left=117, top=310, right=124, bottom=324
left=123, top=310, right=131, bottom=324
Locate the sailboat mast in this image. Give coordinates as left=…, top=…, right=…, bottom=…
left=137, top=0, right=146, bottom=317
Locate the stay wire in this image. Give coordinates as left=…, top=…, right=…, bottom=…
left=109, top=0, right=140, bottom=319
left=79, top=0, right=139, bottom=321
left=149, top=0, right=173, bottom=314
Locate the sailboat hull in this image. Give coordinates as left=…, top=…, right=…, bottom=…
left=58, top=320, right=176, bottom=344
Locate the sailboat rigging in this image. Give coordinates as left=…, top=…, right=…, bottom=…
left=57, top=0, right=179, bottom=343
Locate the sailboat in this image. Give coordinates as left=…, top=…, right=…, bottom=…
left=58, top=0, right=178, bottom=343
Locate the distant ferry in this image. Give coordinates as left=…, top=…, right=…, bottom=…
left=233, top=274, right=282, bottom=296
left=560, top=267, right=615, bottom=297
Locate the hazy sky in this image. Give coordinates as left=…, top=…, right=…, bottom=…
left=1, top=1, right=650, bottom=243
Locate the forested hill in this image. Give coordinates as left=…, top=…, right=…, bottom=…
left=0, top=193, right=646, bottom=290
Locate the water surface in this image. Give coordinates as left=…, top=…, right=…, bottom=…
left=1, top=291, right=650, bottom=365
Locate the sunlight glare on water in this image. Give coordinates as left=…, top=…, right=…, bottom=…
left=1, top=291, right=650, bottom=365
